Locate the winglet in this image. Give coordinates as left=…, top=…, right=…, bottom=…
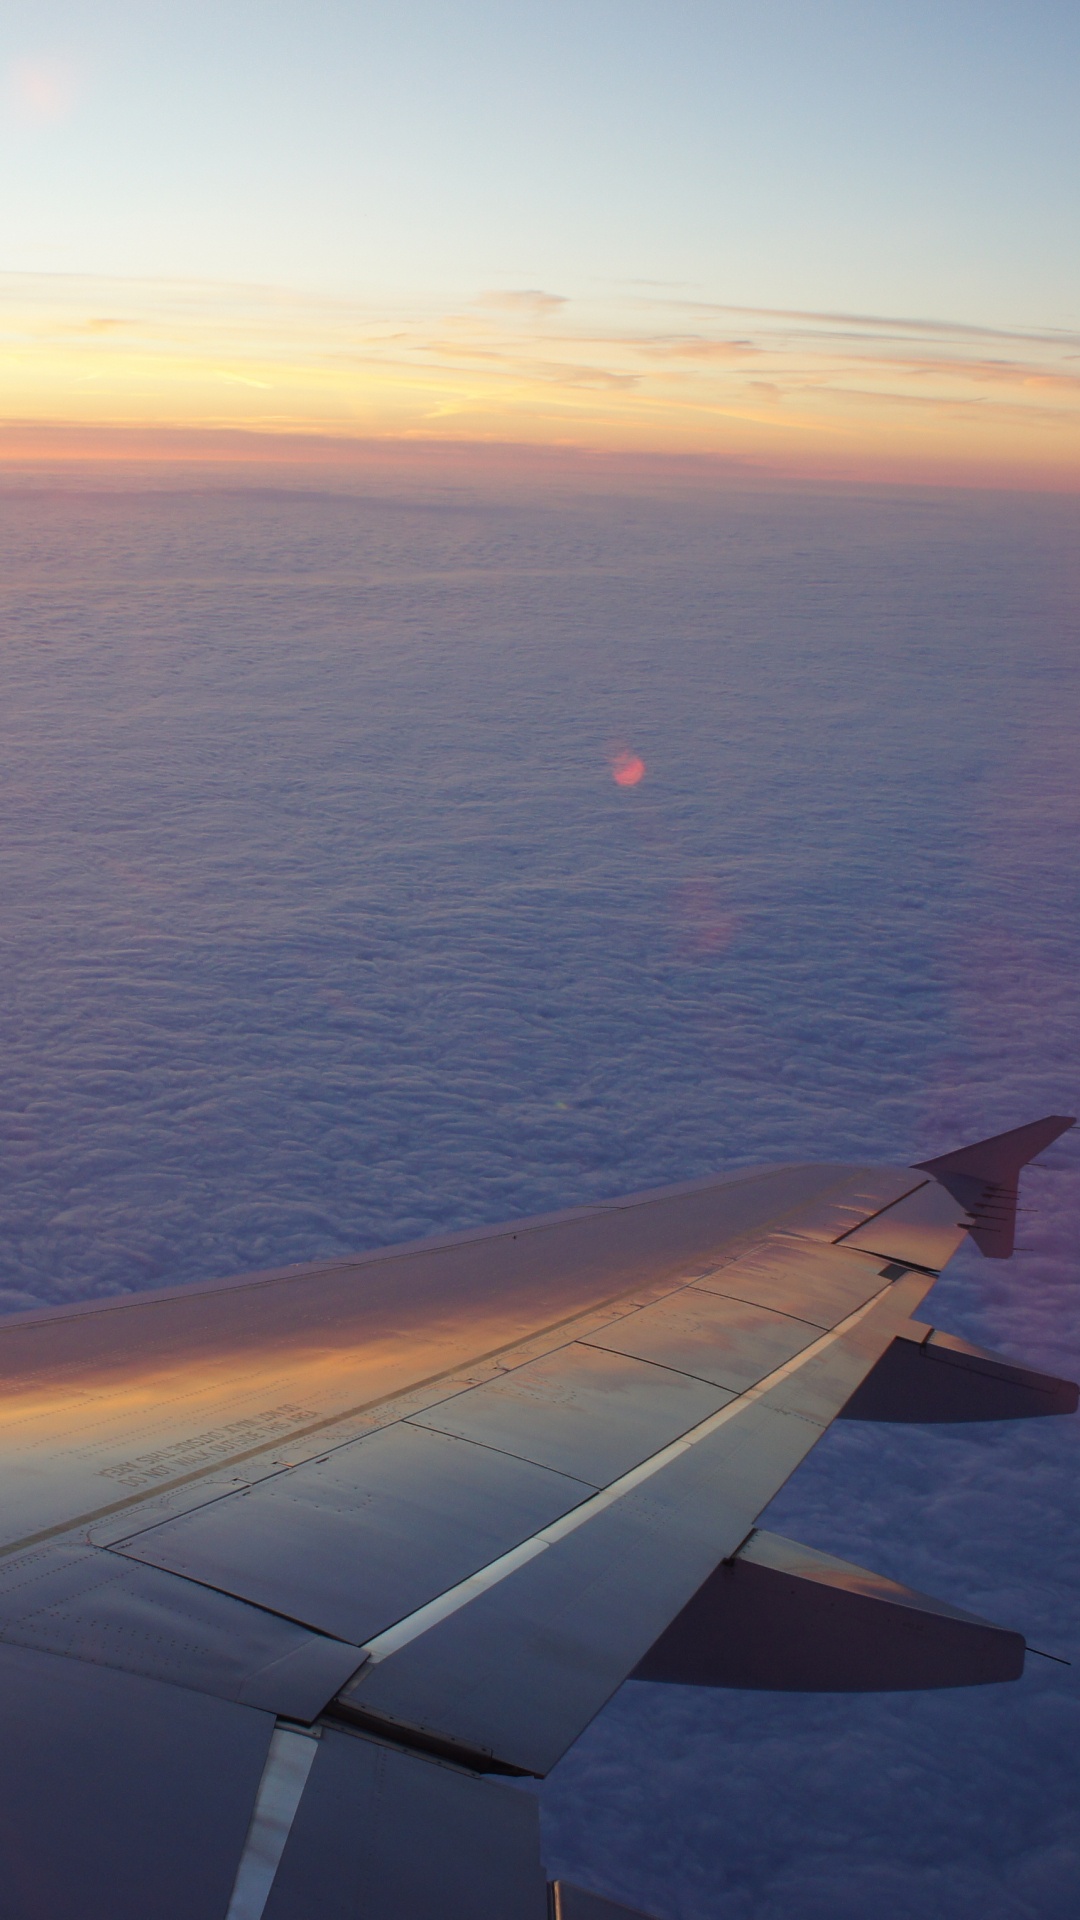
left=915, top=1114, right=1075, bottom=1259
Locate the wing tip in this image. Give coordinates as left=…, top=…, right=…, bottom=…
left=913, top=1114, right=1075, bottom=1261
left=914, top=1114, right=1076, bottom=1181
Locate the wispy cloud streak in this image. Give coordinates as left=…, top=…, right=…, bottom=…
left=2, top=275, right=1079, bottom=486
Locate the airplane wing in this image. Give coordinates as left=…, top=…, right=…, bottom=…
left=0, top=1117, right=1074, bottom=1920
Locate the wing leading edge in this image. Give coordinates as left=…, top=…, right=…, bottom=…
left=0, top=1118, right=1072, bottom=1918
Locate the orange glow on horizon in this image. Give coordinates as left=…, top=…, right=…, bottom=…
left=2, top=274, right=1079, bottom=492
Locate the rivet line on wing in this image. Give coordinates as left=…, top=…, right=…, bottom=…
left=359, top=1282, right=893, bottom=1665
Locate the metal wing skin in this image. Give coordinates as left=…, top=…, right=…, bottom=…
left=0, top=1119, right=1073, bottom=1919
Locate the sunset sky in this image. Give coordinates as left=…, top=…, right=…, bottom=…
left=4, top=0, right=1080, bottom=484
left=3, top=9, right=1079, bottom=1914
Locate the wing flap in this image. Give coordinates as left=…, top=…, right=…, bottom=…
left=110, top=1250, right=909, bottom=1657
left=0, top=1642, right=272, bottom=1920
left=336, top=1271, right=932, bottom=1774
left=0, top=1542, right=363, bottom=1719
left=258, top=1724, right=548, bottom=1920
left=113, top=1423, right=596, bottom=1647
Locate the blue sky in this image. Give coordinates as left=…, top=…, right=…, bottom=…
left=4, top=0, right=1080, bottom=324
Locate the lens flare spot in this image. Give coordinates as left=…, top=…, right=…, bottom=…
left=674, top=878, right=739, bottom=956
left=7, top=56, right=79, bottom=125
left=609, top=747, right=645, bottom=787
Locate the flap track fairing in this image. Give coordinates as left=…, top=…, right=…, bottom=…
left=631, top=1529, right=1025, bottom=1692
left=839, top=1320, right=1079, bottom=1422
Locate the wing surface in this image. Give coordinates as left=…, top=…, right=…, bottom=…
left=0, top=1159, right=910, bottom=1557
left=0, top=1121, right=1072, bottom=1918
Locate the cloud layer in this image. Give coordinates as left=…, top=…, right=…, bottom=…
left=0, top=476, right=1076, bottom=1915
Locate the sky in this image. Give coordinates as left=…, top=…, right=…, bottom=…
left=3, top=0, right=1080, bottom=484
left=1, top=13, right=1079, bottom=1906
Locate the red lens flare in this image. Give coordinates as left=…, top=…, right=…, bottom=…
left=609, top=748, right=645, bottom=787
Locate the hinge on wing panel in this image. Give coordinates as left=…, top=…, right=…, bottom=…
left=324, top=1694, right=532, bottom=1777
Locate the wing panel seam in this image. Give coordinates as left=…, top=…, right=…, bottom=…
left=358, top=1280, right=897, bottom=1667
